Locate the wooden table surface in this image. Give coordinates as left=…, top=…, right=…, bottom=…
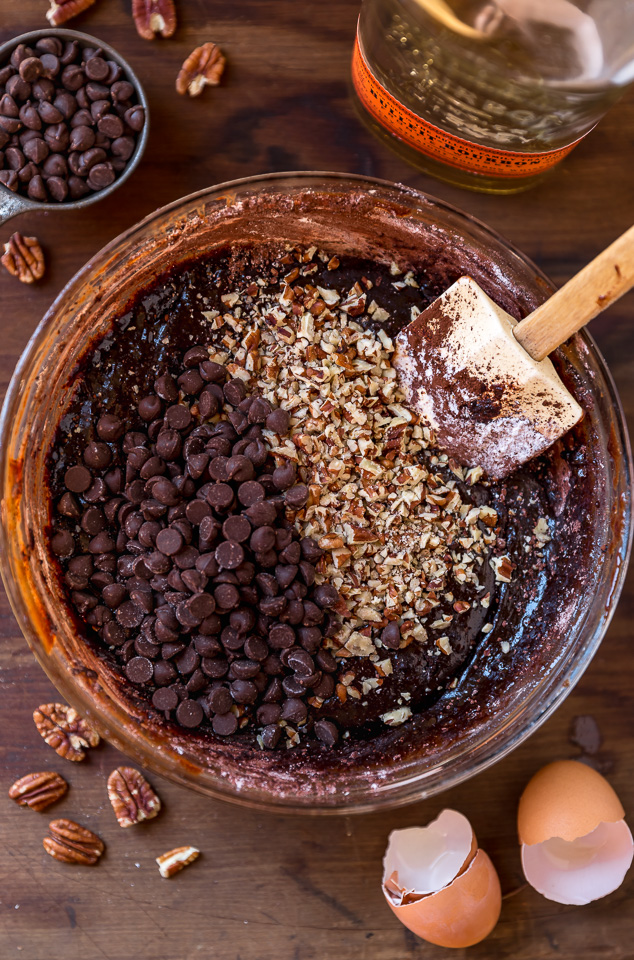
left=1, top=3, right=633, bottom=959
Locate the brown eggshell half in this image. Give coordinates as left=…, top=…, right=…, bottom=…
left=518, top=760, right=625, bottom=845
left=384, top=848, right=502, bottom=949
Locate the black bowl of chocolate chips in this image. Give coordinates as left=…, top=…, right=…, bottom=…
left=0, top=28, right=149, bottom=224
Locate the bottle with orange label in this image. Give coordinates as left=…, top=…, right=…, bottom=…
left=352, top=0, right=634, bottom=193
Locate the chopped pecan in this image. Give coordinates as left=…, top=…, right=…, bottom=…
left=1, top=233, right=45, bottom=284
left=132, top=0, right=177, bottom=40
left=490, top=554, right=514, bottom=583
left=33, top=703, right=100, bottom=762
left=8, top=771, right=68, bottom=812
left=107, top=766, right=161, bottom=828
left=156, top=845, right=199, bottom=878
left=43, top=818, right=104, bottom=865
left=46, top=0, right=96, bottom=25
left=176, top=43, right=226, bottom=97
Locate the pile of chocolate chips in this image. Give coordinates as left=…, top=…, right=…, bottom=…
left=50, top=346, right=342, bottom=750
left=0, top=37, right=145, bottom=202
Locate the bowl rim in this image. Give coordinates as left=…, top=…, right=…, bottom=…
left=0, top=26, right=150, bottom=215
left=1, top=170, right=632, bottom=813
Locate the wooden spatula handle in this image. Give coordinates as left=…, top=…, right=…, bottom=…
left=514, top=224, right=634, bottom=362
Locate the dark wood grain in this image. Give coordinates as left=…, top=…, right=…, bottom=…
left=1, top=3, right=633, bottom=959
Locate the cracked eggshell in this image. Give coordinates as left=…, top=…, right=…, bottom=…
left=518, top=760, right=634, bottom=905
left=382, top=809, right=501, bottom=948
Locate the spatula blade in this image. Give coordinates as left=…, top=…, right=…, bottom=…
left=393, top=277, right=584, bottom=479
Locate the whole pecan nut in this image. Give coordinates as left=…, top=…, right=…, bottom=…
left=156, top=845, right=199, bottom=878
left=132, top=0, right=177, bottom=40
left=1, top=233, right=45, bottom=284
left=33, top=703, right=100, bottom=761
left=9, top=771, right=68, bottom=812
left=43, top=818, right=104, bottom=865
left=47, top=0, right=97, bottom=26
left=107, top=766, right=161, bottom=828
left=176, top=43, right=226, bottom=97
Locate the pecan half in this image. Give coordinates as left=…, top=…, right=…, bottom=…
left=176, top=43, right=225, bottom=97
left=1, top=233, right=45, bottom=284
left=107, top=766, right=161, bottom=828
left=46, top=0, right=97, bottom=26
left=33, top=703, right=100, bottom=762
left=43, top=818, right=104, bottom=865
left=132, top=0, right=177, bottom=40
left=156, top=845, right=199, bottom=878
left=9, top=772, right=68, bottom=812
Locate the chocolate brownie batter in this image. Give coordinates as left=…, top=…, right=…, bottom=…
left=46, top=244, right=575, bottom=757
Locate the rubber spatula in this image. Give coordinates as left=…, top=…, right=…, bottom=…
left=393, top=225, right=634, bottom=479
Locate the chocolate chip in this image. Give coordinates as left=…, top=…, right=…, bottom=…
left=87, top=161, right=115, bottom=190
left=280, top=698, right=307, bottom=724
left=314, top=719, right=339, bottom=746
left=111, top=80, right=134, bottom=101
left=265, top=407, right=290, bottom=433
left=152, top=478, right=180, bottom=506
left=212, top=712, right=238, bottom=736
left=237, top=481, right=265, bottom=507
left=154, top=527, right=182, bottom=556
left=313, top=583, right=339, bottom=609
left=200, top=360, right=226, bottom=383
left=51, top=529, right=74, bottom=557
left=64, top=464, right=92, bottom=492
left=221, top=515, right=251, bottom=542
left=152, top=687, right=178, bottom=711
left=175, top=699, right=204, bottom=728
left=229, top=679, right=257, bottom=705
left=247, top=396, right=272, bottom=423
left=85, top=56, right=109, bottom=81
left=286, top=648, right=314, bottom=676
left=225, top=455, right=254, bottom=482
left=126, top=656, right=153, bottom=683
left=381, top=622, right=401, bottom=649
left=19, top=57, right=44, bottom=83
left=215, top=540, right=244, bottom=570
left=214, top=582, right=240, bottom=610
left=223, top=378, right=247, bottom=406
left=207, top=483, right=234, bottom=511
left=83, top=441, right=112, bottom=469
left=206, top=686, right=231, bottom=715
left=36, top=37, right=63, bottom=57
left=28, top=175, right=47, bottom=200
left=272, top=462, right=296, bottom=491
left=124, top=105, right=145, bottom=132
left=285, top=484, right=309, bottom=509
left=260, top=724, right=282, bottom=748
left=268, top=624, right=295, bottom=650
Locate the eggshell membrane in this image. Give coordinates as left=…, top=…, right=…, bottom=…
left=384, top=848, right=502, bottom=948
left=521, top=819, right=634, bottom=905
left=383, top=810, right=476, bottom=899
left=518, top=761, right=625, bottom=845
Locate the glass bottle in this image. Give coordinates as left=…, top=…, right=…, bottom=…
left=352, top=0, right=634, bottom=193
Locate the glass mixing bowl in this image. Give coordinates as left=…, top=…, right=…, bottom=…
left=0, top=172, right=631, bottom=813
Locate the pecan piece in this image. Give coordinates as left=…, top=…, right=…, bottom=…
left=43, top=818, right=104, bottom=865
left=9, top=771, right=68, bottom=812
left=33, top=703, right=100, bottom=762
left=107, top=766, right=161, bottom=828
left=176, top=43, right=226, bottom=97
left=132, top=0, right=177, bottom=40
left=156, top=845, right=199, bottom=878
left=46, top=0, right=97, bottom=26
left=1, top=233, right=45, bottom=284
